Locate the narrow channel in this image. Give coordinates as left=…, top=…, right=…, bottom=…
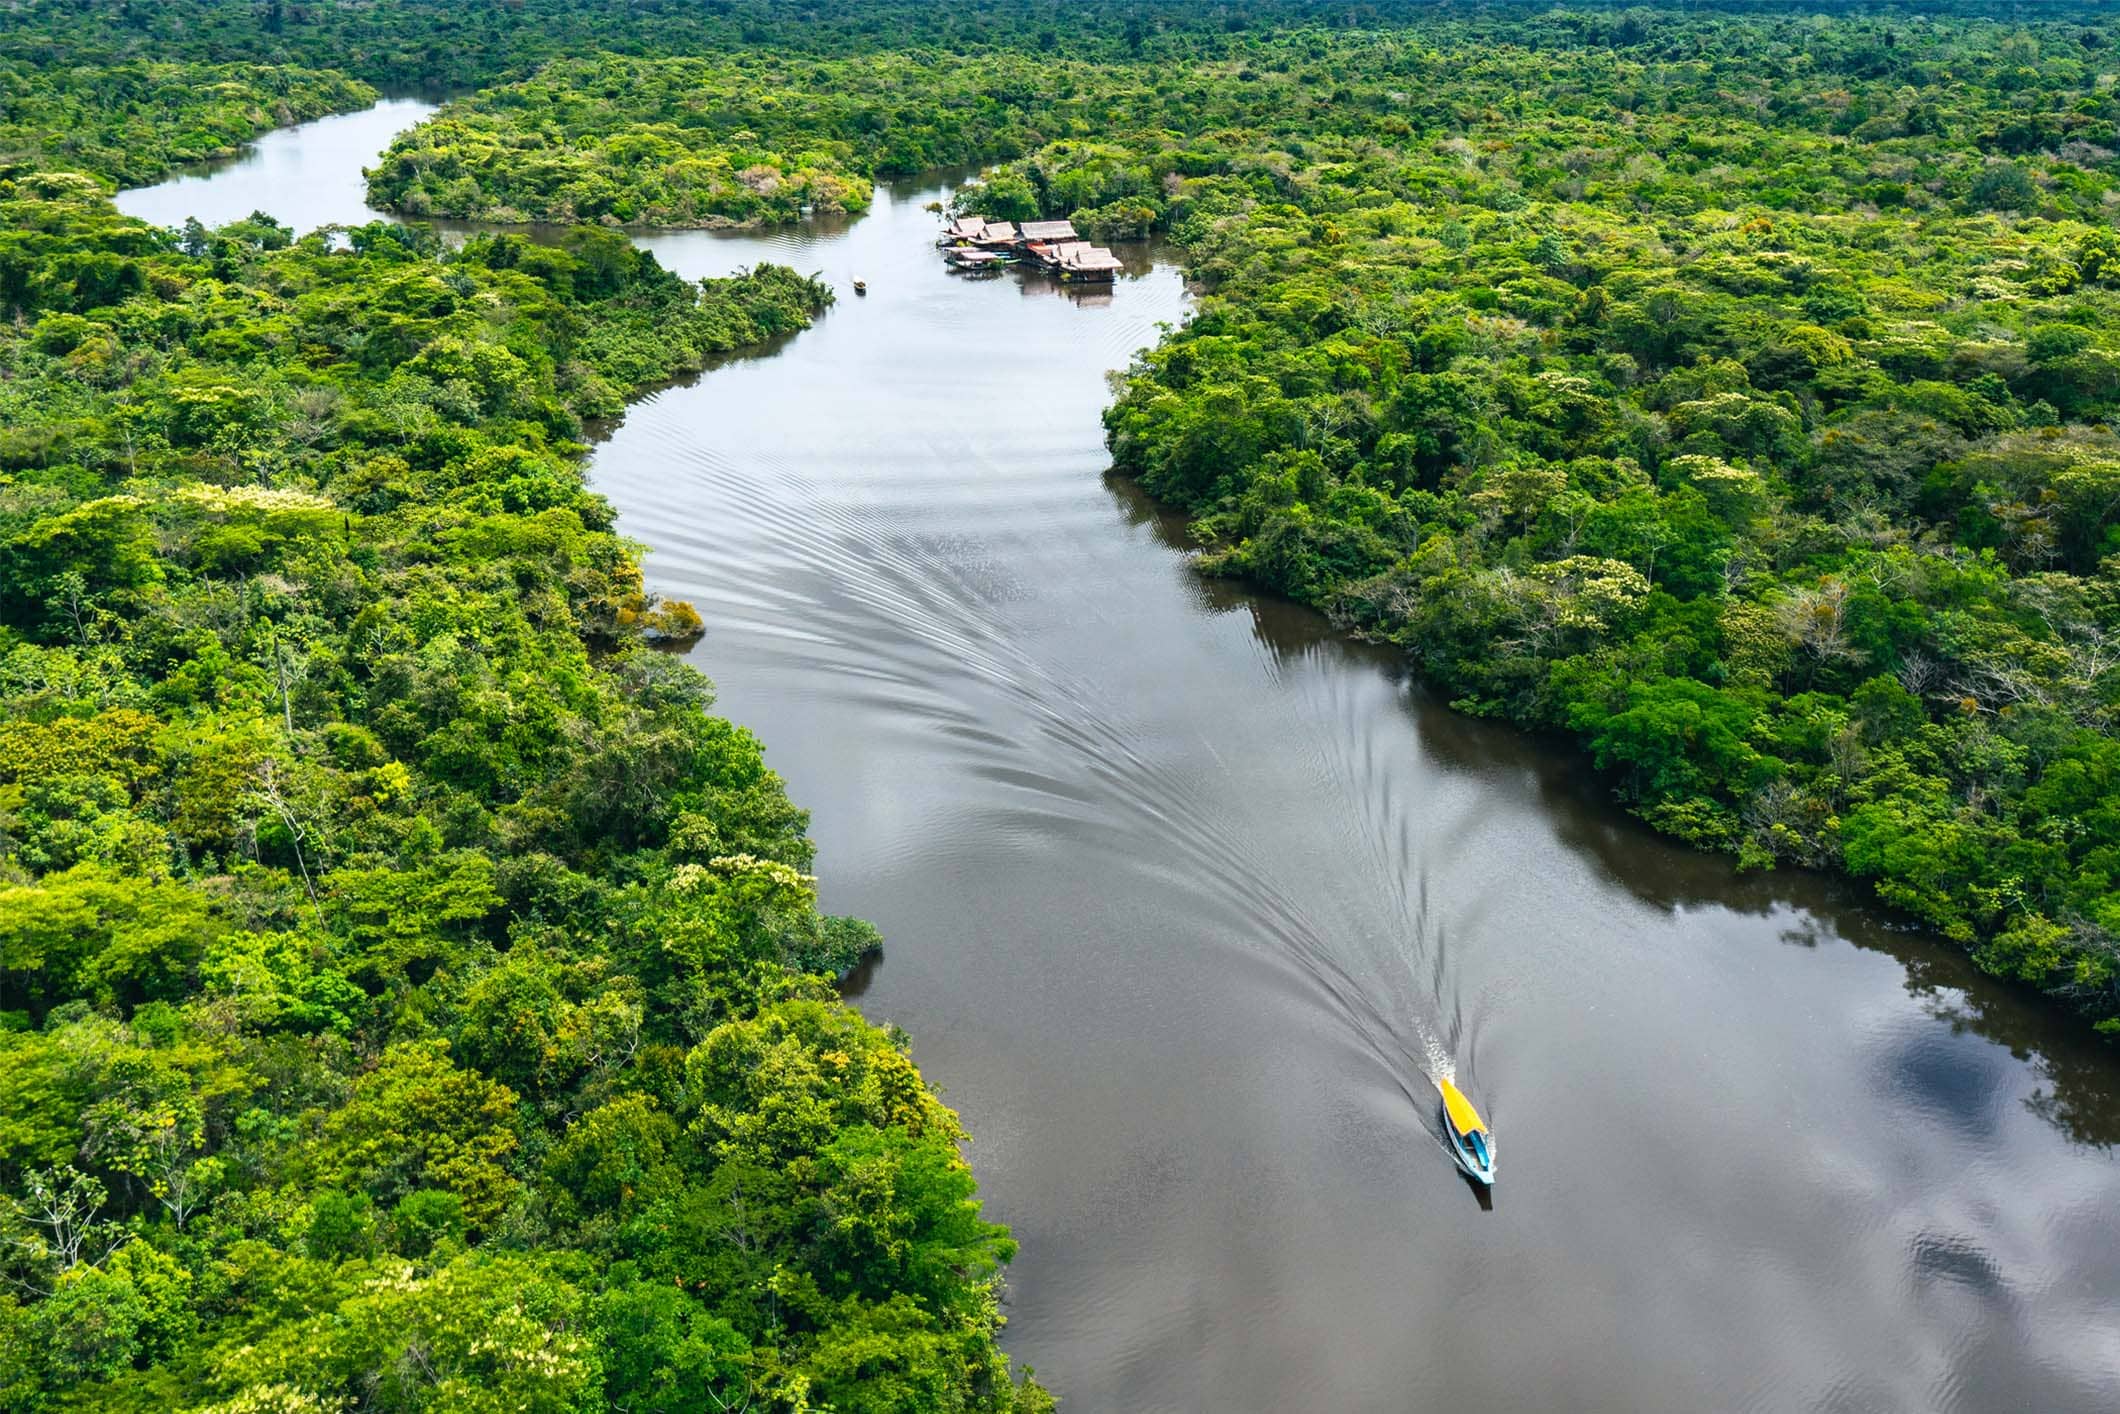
left=120, top=104, right=2120, bottom=1413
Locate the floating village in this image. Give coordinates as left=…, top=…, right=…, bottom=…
left=935, top=214, right=1125, bottom=281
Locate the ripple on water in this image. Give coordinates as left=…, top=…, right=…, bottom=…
left=113, top=128, right=2120, bottom=1411
left=586, top=184, right=2120, bottom=1412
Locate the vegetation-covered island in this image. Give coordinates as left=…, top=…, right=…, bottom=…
left=4, top=1, right=2120, bottom=1410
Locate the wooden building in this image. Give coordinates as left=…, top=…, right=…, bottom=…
left=937, top=215, right=1119, bottom=281
left=1017, top=219, right=1079, bottom=243
left=938, top=214, right=996, bottom=245
left=1023, top=239, right=1123, bottom=281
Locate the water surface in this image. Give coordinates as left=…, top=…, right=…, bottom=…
left=121, top=109, right=2120, bottom=1414
left=113, top=99, right=437, bottom=230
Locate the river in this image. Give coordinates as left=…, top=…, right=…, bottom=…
left=119, top=102, right=2120, bottom=1413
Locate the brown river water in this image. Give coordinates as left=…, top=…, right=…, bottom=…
left=120, top=102, right=2120, bottom=1413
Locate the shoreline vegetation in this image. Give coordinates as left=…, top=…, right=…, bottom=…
left=0, top=51, right=1050, bottom=1414
left=364, top=14, right=2120, bottom=1035
left=1, top=1, right=2119, bottom=1409
left=357, top=52, right=1164, bottom=229
left=0, top=64, right=379, bottom=189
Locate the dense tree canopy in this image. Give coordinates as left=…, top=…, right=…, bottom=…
left=0, top=62, right=373, bottom=187
left=357, top=10, right=2120, bottom=1028
left=0, top=79, right=1046, bottom=1414
left=364, top=52, right=1101, bottom=226
left=8, top=0, right=2120, bottom=1408
left=1070, top=20, right=2120, bottom=1024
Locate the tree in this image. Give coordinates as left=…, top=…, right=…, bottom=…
left=1572, top=676, right=1774, bottom=804
left=1969, top=160, right=2038, bottom=211
left=312, top=1041, right=520, bottom=1227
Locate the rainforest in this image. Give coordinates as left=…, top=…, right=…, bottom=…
left=348, top=4, right=2120, bottom=1033
left=4, top=2, right=2120, bottom=1412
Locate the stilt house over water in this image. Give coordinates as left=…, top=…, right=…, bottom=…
left=1017, top=220, right=1080, bottom=243
left=1029, top=240, right=1124, bottom=280
left=937, top=214, right=1120, bottom=282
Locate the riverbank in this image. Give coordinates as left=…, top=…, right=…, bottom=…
left=378, top=28, right=2120, bottom=1037
left=72, top=97, right=2120, bottom=1413
left=2, top=107, right=1047, bottom=1411
left=578, top=172, right=2120, bottom=1412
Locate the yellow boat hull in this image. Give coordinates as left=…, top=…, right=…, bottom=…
left=1439, top=1078, right=1495, bottom=1184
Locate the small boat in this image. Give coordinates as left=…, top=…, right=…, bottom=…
left=852, top=279, right=867, bottom=295
left=1439, top=1077, right=1495, bottom=1185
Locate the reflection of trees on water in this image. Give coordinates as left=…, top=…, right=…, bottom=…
left=1010, top=238, right=1165, bottom=308
left=1419, top=655, right=2120, bottom=1151
left=1101, top=467, right=2120, bottom=1150
left=1914, top=972, right=2120, bottom=1151
left=1104, top=473, right=1181, bottom=534
left=577, top=327, right=808, bottom=444
left=1015, top=272, right=1114, bottom=308
left=838, top=948, right=884, bottom=999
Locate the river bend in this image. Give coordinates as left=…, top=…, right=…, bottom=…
left=118, top=103, right=2120, bottom=1414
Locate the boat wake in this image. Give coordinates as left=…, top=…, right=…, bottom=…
left=594, top=179, right=1485, bottom=1173
left=1423, top=1033, right=1457, bottom=1088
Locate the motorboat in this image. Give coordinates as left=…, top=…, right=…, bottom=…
left=1439, top=1077, right=1495, bottom=1185
left=943, top=246, right=1009, bottom=270
left=852, top=279, right=868, bottom=295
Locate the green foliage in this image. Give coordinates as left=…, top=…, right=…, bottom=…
left=25, top=1242, right=195, bottom=1387
left=10, top=3, right=2120, bottom=1409
left=0, top=62, right=373, bottom=188
left=1070, top=14, right=2120, bottom=1029
left=0, top=46, right=1040, bottom=1411
left=209, top=1252, right=602, bottom=1413
left=311, top=1040, right=519, bottom=1228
